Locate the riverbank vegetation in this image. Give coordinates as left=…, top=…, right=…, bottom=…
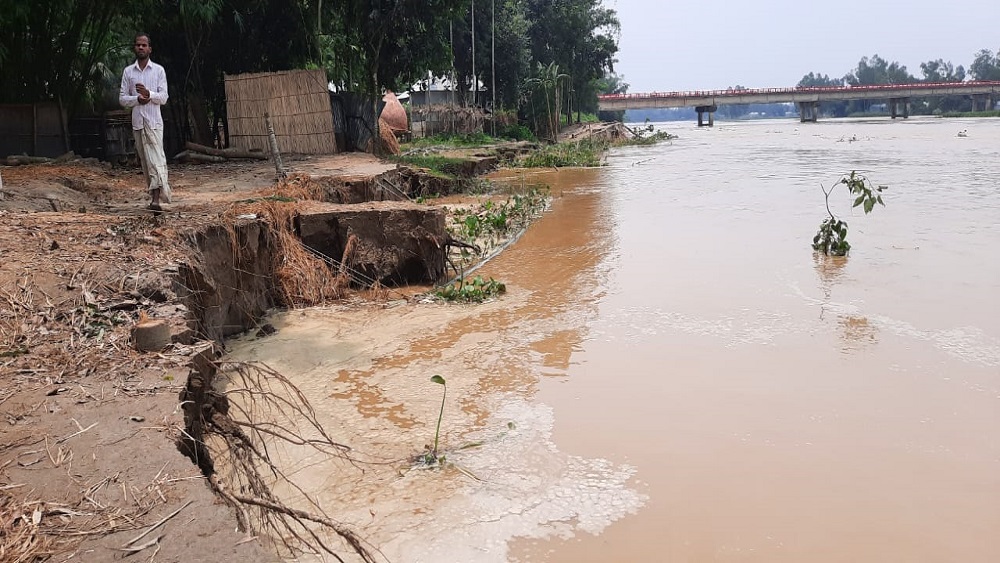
left=519, top=123, right=677, bottom=168
left=522, top=139, right=608, bottom=167
left=0, top=0, right=625, bottom=145
left=435, top=276, right=508, bottom=303
left=391, top=154, right=471, bottom=179
left=941, top=110, right=1000, bottom=118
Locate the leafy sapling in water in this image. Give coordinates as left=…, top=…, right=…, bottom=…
left=419, top=375, right=447, bottom=466
left=813, top=171, right=886, bottom=256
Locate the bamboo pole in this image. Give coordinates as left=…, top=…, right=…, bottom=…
left=265, top=112, right=286, bottom=179
left=185, top=141, right=267, bottom=159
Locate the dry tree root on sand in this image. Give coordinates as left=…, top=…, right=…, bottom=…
left=182, top=361, right=381, bottom=562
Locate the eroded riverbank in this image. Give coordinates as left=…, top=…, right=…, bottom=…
left=228, top=169, right=644, bottom=562
left=0, top=150, right=529, bottom=561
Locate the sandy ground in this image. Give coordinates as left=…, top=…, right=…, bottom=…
left=0, top=153, right=398, bottom=562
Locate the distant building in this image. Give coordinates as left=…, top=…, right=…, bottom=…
left=407, top=72, right=483, bottom=107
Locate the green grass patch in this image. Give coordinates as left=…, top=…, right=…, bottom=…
left=389, top=154, right=467, bottom=178
left=520, top=138, right=608, bottom=168
left=443, top=186, right=549, bottom=276
left=402, top=132, right=497, bottom=150
left=941, top=110, right=1000, bottom=118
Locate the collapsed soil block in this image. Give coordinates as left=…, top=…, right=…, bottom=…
left=295, top=201, right=447, bottom=285
left=455, top=155, right=499, bottom=177
left=307, top=166, right=455, bottom=203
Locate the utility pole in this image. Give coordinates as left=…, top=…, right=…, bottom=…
left=491, top=0, right=496, bottom=136
left=450, top=22, right=456, bottom=133
left=471, top=0, right=476, bottom=107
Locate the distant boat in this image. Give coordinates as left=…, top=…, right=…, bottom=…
left=957, top=130, right=968, bottom=137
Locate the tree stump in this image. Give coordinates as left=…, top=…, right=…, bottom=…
left=132, top=318, right=171, bottom=352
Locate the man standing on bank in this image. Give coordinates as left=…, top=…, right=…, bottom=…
left=119, top=33, right=171, bottom=211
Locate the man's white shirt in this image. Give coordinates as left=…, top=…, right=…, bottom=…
left=119, top=60, right=169, bottom=130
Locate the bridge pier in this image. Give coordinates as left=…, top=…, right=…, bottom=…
left=889, top=97, right=909, bottom=119
left=797, top=101, right=819, bottom=122
left=695, top=105, right=717, bottom=127
left=971, top=94, right=992, bottom=112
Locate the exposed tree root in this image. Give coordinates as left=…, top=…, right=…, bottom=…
left=442, top=234, right=481, bottom=276
left=179, top=360, right=383, bottom=562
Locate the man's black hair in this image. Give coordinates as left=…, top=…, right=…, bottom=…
left=135, top=32, right=151, bottom=45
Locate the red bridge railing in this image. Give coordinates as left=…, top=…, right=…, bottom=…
left=598, top=81, right=1000, bottom=101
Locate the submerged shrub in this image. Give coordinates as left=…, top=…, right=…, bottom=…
left=813, top=171, right=886, bottom=256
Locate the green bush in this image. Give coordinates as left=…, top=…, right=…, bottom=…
left=497, top=123, right=536, bottom=141
left=520, top=139, right=608, bottom=168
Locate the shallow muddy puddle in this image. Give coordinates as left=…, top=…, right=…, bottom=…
left=231, top=118, right=999, bottom=562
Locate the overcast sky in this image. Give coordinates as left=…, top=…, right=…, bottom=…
left=609, top=0, right=1000, bottom=93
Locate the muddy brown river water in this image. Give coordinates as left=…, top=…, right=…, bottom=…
left=230, top=117, right=999, bottom=562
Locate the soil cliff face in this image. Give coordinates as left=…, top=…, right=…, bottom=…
left=178, top=222, right=281, bottom=342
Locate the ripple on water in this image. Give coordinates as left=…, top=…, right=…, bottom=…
left=595, top=305, right=798, bottom=348
left=789, top=281, right=1000, bottom=367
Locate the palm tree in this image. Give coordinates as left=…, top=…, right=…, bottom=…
left=524, top=61, right=569, bottom=142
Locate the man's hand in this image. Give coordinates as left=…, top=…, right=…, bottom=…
left=136, top=83, right=151, bottom=105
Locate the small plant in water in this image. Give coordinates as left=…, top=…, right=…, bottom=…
left=813, top=171, right=886, bottom=256
left=417, top=375, right=448, bottom=466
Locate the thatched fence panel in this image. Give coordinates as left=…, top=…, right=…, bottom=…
left=409, top=105, right=484, bottom=138
left=224, top=69, right=336, bottom=155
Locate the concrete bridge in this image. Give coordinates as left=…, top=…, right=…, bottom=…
left=598, top=81, right=1000, bottom=126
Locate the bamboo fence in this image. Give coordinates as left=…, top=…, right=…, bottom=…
left=224, top=69, right=336, bottom=155
left=409, top=104, right=485, bottom=138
